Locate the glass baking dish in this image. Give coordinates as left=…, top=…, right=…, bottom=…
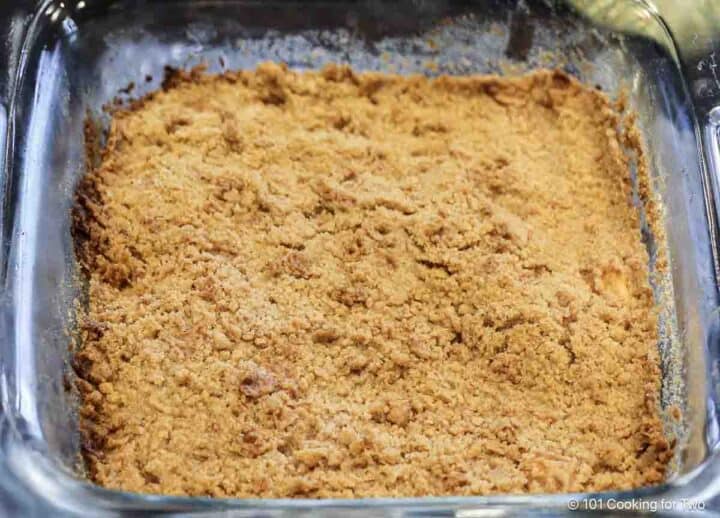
left=1, top=0, right=720, bottom=514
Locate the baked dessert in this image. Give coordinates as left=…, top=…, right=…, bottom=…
left=73, top=62, right=671, bottom=498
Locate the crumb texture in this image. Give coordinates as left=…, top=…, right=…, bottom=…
left=74, top=63, right=670, bottom=497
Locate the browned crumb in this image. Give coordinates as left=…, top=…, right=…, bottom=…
left=73, top=62, right=671, bottom=498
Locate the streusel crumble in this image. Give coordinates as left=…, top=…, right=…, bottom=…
left=74, top=63, right=670, bottom=497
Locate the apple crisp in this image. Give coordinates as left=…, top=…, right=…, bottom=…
left=73, top=63, right=671, bottom=497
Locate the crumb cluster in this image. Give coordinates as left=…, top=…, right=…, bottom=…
left=74, top=63, right=670, bottom=497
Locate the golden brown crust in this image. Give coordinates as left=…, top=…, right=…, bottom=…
left=74, top=63, right=670, bottom=497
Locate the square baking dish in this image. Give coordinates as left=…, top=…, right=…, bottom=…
left=1, top=0, right=720, bottom=514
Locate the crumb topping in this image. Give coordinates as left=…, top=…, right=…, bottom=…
left=74, top=63, right=670, bottom=498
